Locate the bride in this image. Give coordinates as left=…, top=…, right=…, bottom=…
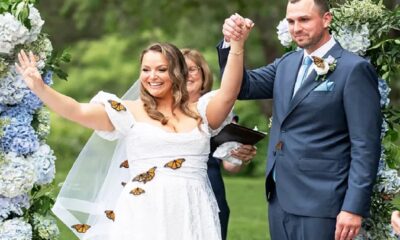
left=16, top=24, right=253, bottom=240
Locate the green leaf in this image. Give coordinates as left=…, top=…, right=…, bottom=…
left=382, top=71, right=390, bottom=80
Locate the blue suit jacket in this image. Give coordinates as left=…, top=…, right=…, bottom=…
left=217, top=42, right=382, bottom=218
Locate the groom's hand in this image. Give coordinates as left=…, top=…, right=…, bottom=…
left=335, top=211, right=362, bottom=240
left=222, top=13, right=253, bottom=42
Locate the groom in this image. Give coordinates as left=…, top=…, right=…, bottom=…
left=217, top=0, right=381, bottom=239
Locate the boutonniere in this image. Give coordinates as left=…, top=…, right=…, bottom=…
left=311, top=55, right=337, bottom=82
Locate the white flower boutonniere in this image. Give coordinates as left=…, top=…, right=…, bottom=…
left=311, top=55, right=337, bottom=81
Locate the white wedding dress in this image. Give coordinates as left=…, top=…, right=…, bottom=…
left=81, top=91, right=227, bottom=240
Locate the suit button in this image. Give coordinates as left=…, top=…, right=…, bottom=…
left=275, top=141, right=283, bottom=150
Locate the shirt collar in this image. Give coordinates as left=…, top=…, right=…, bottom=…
left=303, top=36, right=336, bottom=59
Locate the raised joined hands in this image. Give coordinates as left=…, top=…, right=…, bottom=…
left=15, top=50, right=44, bottom=92
left=223, top=13, right=254, bottom=43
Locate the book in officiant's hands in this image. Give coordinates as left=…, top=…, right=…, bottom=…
left=210, top=123, right=266, bottom=150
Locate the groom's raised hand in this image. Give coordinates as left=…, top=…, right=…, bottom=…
left=222, top=13, right=254, bottom=42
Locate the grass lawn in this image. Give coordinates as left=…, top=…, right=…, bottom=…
left=225, top=177, right=270, bottom=240
left=55, top=173, right=270, bottom=239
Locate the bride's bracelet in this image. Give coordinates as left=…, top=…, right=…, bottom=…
left=229, top=49, right=244, bottom=56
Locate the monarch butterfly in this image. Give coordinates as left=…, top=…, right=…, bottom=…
left=130, top=187, right=145, bottom=196
left=71, top=224, right=91, bottom=233
left=311, top=56, right=325, bottom=69
left=132, top=167, right=157, bottom=184
left=164, top=158, right=185, bottom=170
left=105, top=210, right=115, bottom=221
left=108, top=99, right=127, bottom=112
left=121, top=182, right=127, bottom=187
left=120, top=160, right=129, bottom=168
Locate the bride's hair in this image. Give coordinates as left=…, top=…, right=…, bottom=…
left=139, top=43, right=201, bottom=125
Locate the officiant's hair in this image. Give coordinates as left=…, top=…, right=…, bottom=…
left=139, top=43, right=200, bottom=125
left=288, top=0, right=330, bottom=15
left=181, top=48, right=213, bottom=96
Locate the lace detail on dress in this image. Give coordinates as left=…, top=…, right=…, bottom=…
left=90, top=91, right=135, bottom=140
left=197, top=90, right=234, bottom=137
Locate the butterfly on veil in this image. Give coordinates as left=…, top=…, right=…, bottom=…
left=108, top=99, right=127, bottom=112
left=130, top=187, right=145, bottom=196
left=105, top=210, right=115, bottom=221
left=164, top=158, right=186, bottom=170
left=71, top=223, right=91, bottom=233
left=120, top=160, right=129, bottom=168
left=132, top=167, right=157, bottom=184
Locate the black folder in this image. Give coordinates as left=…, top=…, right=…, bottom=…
left=211, top=123, right=266, bottom=149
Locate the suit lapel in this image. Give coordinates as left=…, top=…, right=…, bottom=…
left=281, top=51, right=303, bottom=114
left=282, top=44, right=344, bottom=123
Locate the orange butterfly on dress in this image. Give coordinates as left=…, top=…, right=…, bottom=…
left=130, top=187, right=145, bottom=196
left=108, top=99, right=127, bottom=112
left=164, top=158, right=186, bottom=170
left=71, top=224, right=91, bottom=233
left=105, top=210, right=115, bottom=221
left=132, top=167, right=157, bottom=184
left=120, top=160, right=129, bottom=168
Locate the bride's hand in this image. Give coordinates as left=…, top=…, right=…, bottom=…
left=15, top=50, right=44, bottom=92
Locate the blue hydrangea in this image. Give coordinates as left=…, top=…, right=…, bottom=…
left=378, top=78, right=391, bottom=108
left=0, top=153, right=36, bottom=198
left=21, top=92, right=43, bottom=114
left=29, top=144, right=56, bottom=185
left=0, top=66, right=29, bottom=105
left=0, top=218, right=32, bottom=240
left=42, top=71, right=53, bottom=86
left=334, top=24, right=371, bottom=56
left=0, top=106, right=32, bottom=125
left=32, top=214, right=59, bottom=240
left=0, top=105, right=6, bottom=114
left=0, top=194, right=30, bottom=221
left=0, top=122, right=39, bottom=155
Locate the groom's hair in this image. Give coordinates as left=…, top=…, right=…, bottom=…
left=288, top=0, right=330, bottom=15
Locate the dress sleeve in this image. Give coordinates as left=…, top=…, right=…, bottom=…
left=90, top=91, right=135, bottom=140
left=197, top=90, right=234, bottom=136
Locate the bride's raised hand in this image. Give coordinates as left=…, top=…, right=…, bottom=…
left=15, top=50, right=44, bottom=92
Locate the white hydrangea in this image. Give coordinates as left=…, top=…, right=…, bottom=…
left=0, top=218, right=32, bottom=240
left=375, top=163, right=400, bottom=195
left=32, top=214, right=59, bottom=240
left=0, top=65, right=29, bottom=105
left=334, top=24, right=371, bottom=56
left=276, top=19, right=292, bottom=47
left=0, top=13, right=29, bottom=55
left=26, top=5, right=44, bottom=43
left=28, top=144, right=56, bottom=185
left=0, top=152, right=36, bottom=198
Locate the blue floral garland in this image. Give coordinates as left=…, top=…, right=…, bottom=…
left=0, top=1, right=64, bottom=239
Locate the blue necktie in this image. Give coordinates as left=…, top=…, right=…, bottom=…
left=293, top=56, right=313, bottom=97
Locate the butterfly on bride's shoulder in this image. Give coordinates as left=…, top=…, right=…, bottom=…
left=71, top=223, right=91, bottom=233
left=132, top=166, right=157, bottom=184
left=105, top=210, right=115, bottom=221
left=130, top=187, right=145, bottom=196
left=108, top=99, right=127, bottom=112
left=164, top=158, right=185, bottom=170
